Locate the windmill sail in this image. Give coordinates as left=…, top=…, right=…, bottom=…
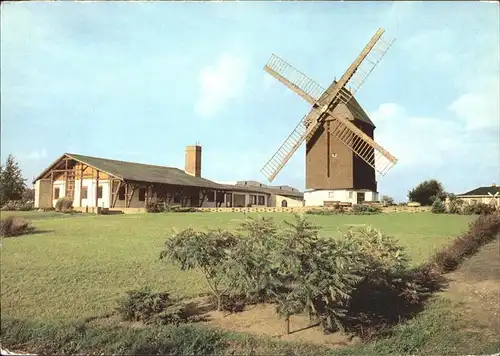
left=264, top=54, right=325, bottom=105
left=325, top=116, right=397, bottom=175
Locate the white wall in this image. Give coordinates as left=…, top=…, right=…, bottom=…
left=74, top=179, right=110, bottom=208
left=304, top=189, right=378, bottom=206
left=52, top=180, right=66, bottom=207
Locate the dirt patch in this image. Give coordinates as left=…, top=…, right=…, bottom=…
left=90, top=296, right=354, bottom=347
left=197, top=299, right=354, bottom=347
left=441, top=239, right=500, bottom=335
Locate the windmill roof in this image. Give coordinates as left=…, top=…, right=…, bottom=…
left=345, top=95, right=375, bottom=127
left=457, top=186, right=500, bottom=196
left=34, top=153, right=303, bottom=198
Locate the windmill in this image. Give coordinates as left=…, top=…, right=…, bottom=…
left=260, top=28, right=398, bottom=205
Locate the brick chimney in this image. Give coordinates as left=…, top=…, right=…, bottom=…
left=185, top=145, right=202, bottom=177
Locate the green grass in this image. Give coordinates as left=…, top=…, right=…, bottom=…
left=1, top=211, right=474, bottom=324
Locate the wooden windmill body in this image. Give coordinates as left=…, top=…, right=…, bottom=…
left=261, top=28, right=398, bottom=206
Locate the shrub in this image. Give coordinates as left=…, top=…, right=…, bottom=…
left=431, top=213, right=500, bottom=273
left=145, top=201, right=164, bottom=213
left=351, top=204, right=382, bottom=215
left=0, top=216, right=34, bottom=237
left=160, top=228, right=239, bottom=311
left=54, top=197, right=73, bottom=213
left=305, top=208, right=340, bottom=215
left=0, top=200, right=34, bottom=211
left=447, top=196, right=464, bottom=214
left=116, top=287, right=189, bottom=325
left=462, top=202, right=496, bottom=215
left=176, top=207, right=198, bottom=213
left=41, top=207, right=56, bottom=212
left=431, top=198, right=446, bottom=214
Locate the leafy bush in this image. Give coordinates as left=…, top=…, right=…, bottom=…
left=145, top=201, right=165, bottom=213
left=431, top=198, right=446, bottom=214
left=305, top=208, right=341, bottom=215
left=462, top=202, right=496, bottom=215
left=351, top=204, right=382, bottom=215
left=0, top=216, right=34, bottom=237
left=0, top=200, right=34, bottom=211
left=55, top=197, right=73, bottom=213
left=116, top=287, right=189, bottom=325
left=446, top=195, right=464, bottom=214
left=161, top=228, right=239, bottom=311
left=431, top=213, right=500, bottom=273
left=161, top=215, right=413, bottom=336
left=41, top=207, right=56, bottom=212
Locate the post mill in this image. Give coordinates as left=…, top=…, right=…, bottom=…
left=261, top=28, right=398, bottom=206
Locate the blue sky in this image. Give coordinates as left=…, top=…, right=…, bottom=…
left=1, top=1, right=499, bottom=201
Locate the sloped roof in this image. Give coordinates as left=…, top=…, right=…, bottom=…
left=319, top=82, right=375, bottom=127
left=457, top=186, right=500, bottom=197
left=346, top=94, right=375, bottom=127
left=34, top=153, right=303, bottom=198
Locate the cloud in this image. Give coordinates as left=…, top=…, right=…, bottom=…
left=371, top=101, right=499, bottom=195
left=22, top=149, right=48, bottom=161
left=194, top=53, right=248, bottom=118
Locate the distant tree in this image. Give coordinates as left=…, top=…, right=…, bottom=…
left=408, top=179, right=445, bottom=206
left=22, top=188, right=35, bottom=202
left=0, top=154, right=27, bottom=205
left=380, top=195, right=394, bottom=205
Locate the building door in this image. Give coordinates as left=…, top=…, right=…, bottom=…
left=357, top=192, right=365, bottom=204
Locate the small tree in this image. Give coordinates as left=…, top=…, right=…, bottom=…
left=0, top=154, right=27, bottom=205
left=160, top=228, right=238, bottom=311
left=431, top=197, right=446, bottom=214
left=408, top=179, right=445, bottom=206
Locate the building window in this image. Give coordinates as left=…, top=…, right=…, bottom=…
left=328, top=192, right=335, bottom=198
left=348, top=191, right=353, bottom=198
left=81, top=187, right=88, bottom=199
left=258, top=195, right=265, bottom=205
left=281, top=200, right=288, bottom=207
left=207, top=191, right=215, bottom=202
left=118, top=187, right=125, bottom=201
left=54, top=187, right=60, bottom=199
left=138, top=188, right=146, bottom=202
left=173, top=195, right=181, bottom=204
left=250, top=195, right=257, bottom=205
left=97, top=186, right=103, bottom=199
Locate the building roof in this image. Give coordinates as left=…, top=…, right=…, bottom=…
left=319, top=82, right=375, bottom=127
left=34, top=153, right=303, bottom=198
left=457, top=185, right=500, bottom=197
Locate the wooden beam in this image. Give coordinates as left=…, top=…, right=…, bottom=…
left=111, top=180, right=122, bottom=208
left=50, top=171, right=54, bottom=205
left=126, top=183, right=138, bottom=208
left=79, top=164, right=84, bottom=207
left=95, top=169, right=100, bottom=208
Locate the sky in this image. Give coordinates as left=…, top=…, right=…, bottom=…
left=1, top=1, right=499, bottom=202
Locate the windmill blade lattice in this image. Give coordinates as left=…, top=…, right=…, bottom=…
left=264, top=54, right=326, bottom=104
left=333, top=37, right=395, bottom=107
left=326, top=116, right=397, bottom=176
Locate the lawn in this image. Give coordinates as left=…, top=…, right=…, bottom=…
left=1, top=211, right=475, bottom=324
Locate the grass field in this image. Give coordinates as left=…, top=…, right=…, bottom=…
left=1, top=211, right=475, bottom=324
